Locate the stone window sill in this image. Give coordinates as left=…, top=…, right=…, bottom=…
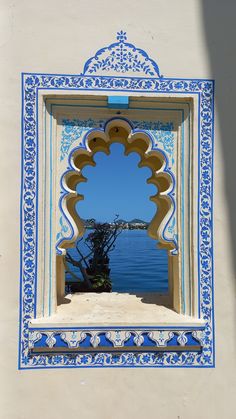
left=31, top=292, right=204, bottom=327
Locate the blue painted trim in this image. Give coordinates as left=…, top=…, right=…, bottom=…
left=37, top=87, right=202, bottom=95
left=107, top=96, right=129, bottom=108
left=19, top=364, right=215, bottom=371
left=181, top=110, right=185, bottom=313
left=45, top=100, right=186, bottom=311
left=42, top=103, right=47, bottom=316
left=211, top=80, right=216, bottom=367
left=187, top=102, right=192, bottom=314
left=40, top=97, right=193, bottom=106
left=197, top=95, right=201, bottom=318
left=18, top=73, right=24, bottom=370
left=19, top=68, right=215, bottom=368
left=49, top=105, right=53, bottom=315
left=29, top=325, right=205, bottom=331
left=22, top=71, right=214, bottom=82
left=35, top=83, right=39, bottom=317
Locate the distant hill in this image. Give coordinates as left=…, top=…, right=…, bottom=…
left=116, top=218, right=148, bottom=224
left=129, top=218, right=148, bottom=224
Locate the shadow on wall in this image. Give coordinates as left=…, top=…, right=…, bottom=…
left=201, top=1, right=236, bottom=288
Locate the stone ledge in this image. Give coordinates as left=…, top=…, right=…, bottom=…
left=32, top=292, right=205, bottom=328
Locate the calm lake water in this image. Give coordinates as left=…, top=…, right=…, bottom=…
left=66, top=229, right=168, bottom=293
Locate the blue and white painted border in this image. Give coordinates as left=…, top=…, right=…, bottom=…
left=19, top=33, right=214, bottom=368
left=28, top=327, right=204, bottom=352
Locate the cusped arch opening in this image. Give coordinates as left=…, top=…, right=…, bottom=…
left=59, top=118, right=175, bottom=256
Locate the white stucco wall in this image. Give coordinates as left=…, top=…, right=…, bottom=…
left=0, top=0, right=236, bottom=418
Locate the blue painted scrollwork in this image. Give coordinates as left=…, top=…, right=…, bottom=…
left=83, top=31, right=163, bottom=77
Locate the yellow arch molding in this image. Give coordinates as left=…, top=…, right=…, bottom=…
left=58, top=118, right=175, bottom=254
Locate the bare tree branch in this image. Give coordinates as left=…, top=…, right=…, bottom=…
left=65, top=216, right=121, bottom=293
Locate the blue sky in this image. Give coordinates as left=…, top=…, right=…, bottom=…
left=76, top=143, right=157, bottom=222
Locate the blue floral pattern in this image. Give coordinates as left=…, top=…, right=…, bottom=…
left=83, top=31, right=162, bottom=77
left=133, top=121, right=175, bottom=164
left=60, top=119, right=103, bottom=161
left=56, top=216, right=69, bottom=241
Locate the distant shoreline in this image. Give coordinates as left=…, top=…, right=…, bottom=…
left=86, top=225, right=148, bottom=230
left=84, top=220, right=149, bottom=230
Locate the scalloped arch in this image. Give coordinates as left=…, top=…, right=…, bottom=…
left=57, top=118, right=177, bottom=255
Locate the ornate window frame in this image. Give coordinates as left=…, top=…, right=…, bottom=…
left=19, top=32, right=215, bottom=368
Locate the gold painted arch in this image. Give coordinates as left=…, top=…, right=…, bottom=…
left=59, top=118, right=176, bottom=254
